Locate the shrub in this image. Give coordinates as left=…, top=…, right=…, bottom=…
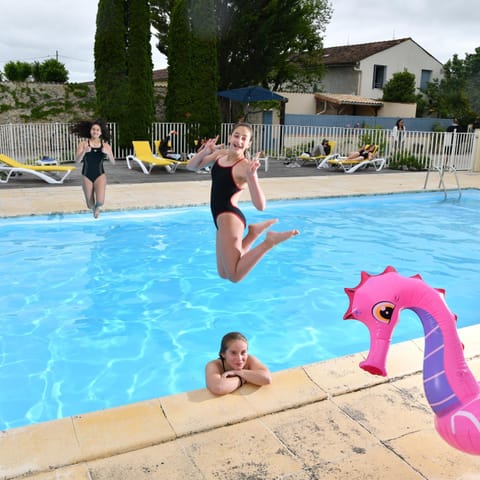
left=388, top=151, right=429, bottom=170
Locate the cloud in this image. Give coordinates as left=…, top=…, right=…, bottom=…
left=1, top=0, right=478, bottom=82
left=0, top=0, right=166, bottom=83
left=324, top=0, right=479, bottom=63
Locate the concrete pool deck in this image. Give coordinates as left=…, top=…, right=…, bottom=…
left=1, top=167, right=480, bottom=479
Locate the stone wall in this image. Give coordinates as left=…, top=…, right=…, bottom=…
left=0, top=82, right=166, bottom=124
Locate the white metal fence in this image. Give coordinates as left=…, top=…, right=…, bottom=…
left=0, top=122, right=477, bottom=171
left=232, top=124, right=476, bottom=171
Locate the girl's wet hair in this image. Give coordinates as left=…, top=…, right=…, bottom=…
left=71, top=119, right=111, bottom=142
left=219, top=332, right=248, bottom=358
left=232, top=122, right=253, bottom=135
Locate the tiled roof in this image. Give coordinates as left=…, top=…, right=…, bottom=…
left=153, top=68, right=168, bottom=81
left=322, top=38, right=411, bottom=65
left=314, top=93, right=383, bottom=106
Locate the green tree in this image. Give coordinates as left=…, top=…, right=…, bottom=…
left=165, top=0, right=220, bottom=138
left=151, top=0, right=332, bottom=91
left=32, top=61, right=42, bottom=82
left=95, top=0, right=129, bottom=144
left=422, top=53, right=477, bottom=124
left=189, top=0, right=220, bottom=136
left=463, top=47, right=480, bottom=122
left=215, top=0, right=331, bottom=91
left=165, top=0, right=193, bottom=123
left=37, top=59, right=69, bottom=83
left=150, top=0, right=172, bottom=57
left=382, top=71, right=417, bottom=103
left=125, top=0, right=155, bottom=141
left=4, top=61, right=32, bottom=81
left=95, top=0, right=155, bottom=146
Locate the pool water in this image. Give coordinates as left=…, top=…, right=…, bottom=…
left=1, top=190, right=479, bottom=430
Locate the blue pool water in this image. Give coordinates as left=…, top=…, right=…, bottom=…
left=1, top=190, right=479, bottom=430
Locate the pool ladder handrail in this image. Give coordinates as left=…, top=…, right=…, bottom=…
left=423, top=158, right=462, bottom=199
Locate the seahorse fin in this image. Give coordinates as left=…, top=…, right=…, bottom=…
left=383, top=265, right=397, bottom=274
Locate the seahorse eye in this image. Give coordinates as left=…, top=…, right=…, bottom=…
left=372, top=301, right=394, bottom=323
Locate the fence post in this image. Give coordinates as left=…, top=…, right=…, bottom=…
left=472, top=129, right=480, bottom=172
left=8, top=124, right=15, bottom=159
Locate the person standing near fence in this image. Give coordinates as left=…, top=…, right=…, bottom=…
left=72, top=119, right=115, bottom=219
left=391, top=118, right=406, bottom=152
left=445, top=118, right=460, bottom=155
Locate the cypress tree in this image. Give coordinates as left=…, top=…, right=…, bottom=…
left=94, top=0, right=129, bottom=132
left=125, top=0, right=155, bottom=142
left=95, top=0, right=155, bottom=147
left=189, top=0, right=220, bottom=137
left=165, top=0, right=193, bottom=123
left=166, top=0, right=220, bottom=145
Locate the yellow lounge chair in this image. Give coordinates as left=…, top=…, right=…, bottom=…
left=126, top=141, right=186, bottom=174
left=154, top=140, right=189, bottom=167
left=297, top=140, right=336, bottom=167
left=0, top=154, right=76, bottom=184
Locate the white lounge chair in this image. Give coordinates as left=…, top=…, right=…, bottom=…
left=0, top=154, right=76, bottom=184
left=323, top=155, right=386, bottom=173
left=317, top=145, right=386, bottom=173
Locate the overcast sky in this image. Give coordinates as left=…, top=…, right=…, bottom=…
left=1, top=1, right=478, bottom=83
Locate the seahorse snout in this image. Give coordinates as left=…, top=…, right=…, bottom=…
left=360, top=360, right=387, bottom=377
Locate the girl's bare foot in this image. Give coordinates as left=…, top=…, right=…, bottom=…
left=93, top=206, right=100, bottom=219
left=248, top=219, right=278, bottom=237
left=265, top=229, right=299, bottom=246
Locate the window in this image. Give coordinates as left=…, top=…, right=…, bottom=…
left=420, top=69, right=432, bottom=90
left=372, top=65, right=386, bottom=89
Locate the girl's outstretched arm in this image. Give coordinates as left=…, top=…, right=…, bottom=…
left=246, top=152, right=266, bottom=211
left=187, top=136, right=222, bottom=171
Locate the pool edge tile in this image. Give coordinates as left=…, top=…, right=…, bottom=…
left=242, top=367, right=328, bottom=416
left=72, top=399, right=175, bottom=460
left=0, top=418, right=82, bottom=479
left=159, top=388, right=258, bottom=437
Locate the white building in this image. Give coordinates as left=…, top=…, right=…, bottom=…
left=321, top=37, right=443, bottom=99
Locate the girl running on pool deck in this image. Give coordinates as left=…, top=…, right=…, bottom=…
left=187, top=122, right=299, bottom=283
left=205, top=332, right=272, bottom=395
left=72, top=119, right=115, bottom=219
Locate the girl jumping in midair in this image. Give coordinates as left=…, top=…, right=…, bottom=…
left=188, top=122, right=299, bottom=283
left=72, top=119, right=115, bottom=219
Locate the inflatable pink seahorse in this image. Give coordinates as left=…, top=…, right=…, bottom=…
left=344, top=266, right=480, bottom=455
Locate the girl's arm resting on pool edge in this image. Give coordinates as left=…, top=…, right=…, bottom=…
left=235, top=355, right=272, bottom=386
left=205, top=361, right=244, bottom=395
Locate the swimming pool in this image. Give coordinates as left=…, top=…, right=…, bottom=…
left=1, top=190, right=479, bottom=430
